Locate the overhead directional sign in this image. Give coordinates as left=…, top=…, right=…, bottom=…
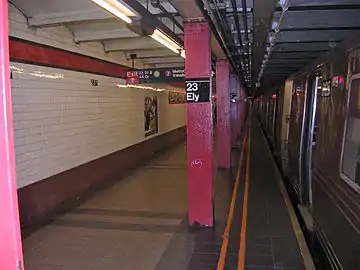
left=126, top=68, right=185, bottom=84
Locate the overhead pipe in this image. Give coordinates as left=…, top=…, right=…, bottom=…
left=253, top=0, right=290, bottom=97
left=241, top=0, right=251, bottom=84
left=209, top=0, right=249, bottom=86
left=151, top=1, right=184, bottom=32
left=230, top=0, right=250, bottom=85
left=241, top=0, right=249, bottom=48
left=195, top=0, right=245, bottom=87
left=230, top=0, right=244, bottom=48
left=210, top=0, right=237, bottom=54
left=122, top=0, right=183, bottom=46
left=257, top=0, right=290, bottom=83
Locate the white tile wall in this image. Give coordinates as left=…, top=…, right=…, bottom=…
left=8, top=3, right=144, bottom=68
left=8, top=3, right=185, bottom=189
left=11, top=63, right=186, bottom=188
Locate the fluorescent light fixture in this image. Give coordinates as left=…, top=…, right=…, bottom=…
left=90, top=0, right=135, bottom=24
left=180, top=50, right=186, bottom=59
left=151, top=29, right=181, bottom=54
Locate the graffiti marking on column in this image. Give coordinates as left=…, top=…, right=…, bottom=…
left=191, top=159, right=203, bottom=168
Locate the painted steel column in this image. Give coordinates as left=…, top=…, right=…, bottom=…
left=237, top=81, right=242, bottom=137
left=216, top=60, right=230, bottom=169
left=0, top=0, right=25, bottom=269
left=238, top=85, right=245, bottom=133
left=184, top=21, right=213, bottom=227
left=230, top=74, right=238, bottom=148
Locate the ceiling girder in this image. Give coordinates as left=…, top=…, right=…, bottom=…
left=104, top=37, right=162, bottom=52
left=252, top=0, right=279, bottom=93
left=275, top=4, right=360, bottom=12
left=142, top=57, right=184, bottom=64
left=122, top=0, right=183, bottom=46
left=153, top=63, right=184, bottom=68
left=74, top=28, right=139, bottom=42
left=125, top=49, right=178, bottom=58
left=281, top=26, right=360, bottom=32
left=28, top=9, right=113, bottom=27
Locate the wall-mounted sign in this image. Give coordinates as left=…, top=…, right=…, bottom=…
left=332, top=76, right=339, bottom=87
left=185, top=78, right=211, bottom=103
left=230, top=93, right=237, bottom=103
left=91, top=79, right=98, bottom=86
left=126, top=68, right=185, bottom=84
left=169, top=91, right=185, bottom=104
left=320, top=80, right=331, bottom=98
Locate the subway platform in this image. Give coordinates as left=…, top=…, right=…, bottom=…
left=23, top=115, right=314, bottom=270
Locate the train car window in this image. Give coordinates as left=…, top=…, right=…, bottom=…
left=341, top=76, right=360, bottom=190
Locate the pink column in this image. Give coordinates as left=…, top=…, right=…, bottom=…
left=240, top=86, right=247, bottom=130
left=236, top=81, right=242, bottom=138
left=184, top=21, right=213, bottom=227
left=0, top=0, right=25, bottom=269
left=237, top=84, right=245, bottom=133
left=216, top=60, right=230, bottom=169
left=230, top=74, right=238, bottom=148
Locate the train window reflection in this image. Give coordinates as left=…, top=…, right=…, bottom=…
left=341, top=77, right=360, bottom=188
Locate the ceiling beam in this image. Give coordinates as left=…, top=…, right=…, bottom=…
left=272, top=50, right=327, bottom=53
left=269, top=57, right=317, bottom=60
left=271, top=50, right=327, bottom=55
left=252, top=0, right=279, bottom=89
left=104, top=37, right=162, bottom=52
left=153, top=63, right=184, bottom=68
left=28, top=9, right=113, bottom=27
left=155, top=12, right=180, bottom=18
left=122, top=0, right=183, bottom=46
left=281, top=26, right=360, bottom=32
left=266, top=64, right=303, bottom=67
left=266, top=69, right=302, bottom=72
left=275, top=4, right=360, bottom=12
left=125, top=49, right=178, bottom=58
left=74, top=28, right=139, bottom=42
left=270, top=40, right=342, bottom=45
left=142, top=57, right=184, bottom=64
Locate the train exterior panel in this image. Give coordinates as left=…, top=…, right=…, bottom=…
left=258, top=39, right=360, bottom=269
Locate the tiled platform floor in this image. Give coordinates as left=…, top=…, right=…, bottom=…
left=23, top=144, right=191, bottom=270
left=23, top=118, right=311, bottom=270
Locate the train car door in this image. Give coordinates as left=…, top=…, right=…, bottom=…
left=281, top=80, right=294, bottom=144
left=288, top=79, right=307, bottom=196
left=267, top=94, right=277, bottom=145
left=265, top=98, right=269, bottom=129
left=279, top=80, right=293, bottom=169
left=267, top=97, right=273, bottom=133
left=272, top=94, right=277, bottom=141
left=301, top=75, right=319, bottom=207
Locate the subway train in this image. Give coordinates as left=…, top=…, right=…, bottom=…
left=254, top=38, right=360, bottom=269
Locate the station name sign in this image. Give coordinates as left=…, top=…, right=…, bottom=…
left=126, top=68, right=185, bottom=84
left=185, top=78, right=211, bottom=103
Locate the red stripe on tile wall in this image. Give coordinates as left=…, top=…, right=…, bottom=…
left=9, top=37, right=128, bottom=78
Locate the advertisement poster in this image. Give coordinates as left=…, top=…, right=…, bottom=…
left=168, top=91, right=185, bottom=104
left=144, top=96, right=158, bottom=137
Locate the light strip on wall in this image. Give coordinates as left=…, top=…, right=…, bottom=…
left=150, top=29, right=181, bottom=54
left=90, top=0, right=135, bottom=24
